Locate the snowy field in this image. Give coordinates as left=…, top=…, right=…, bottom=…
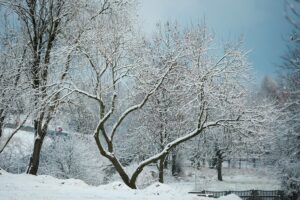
left=0, top=168, right=242, bottom=200
left=0, top=128, right=281, bottom=199
left=185, top=167, right=280, bottom=191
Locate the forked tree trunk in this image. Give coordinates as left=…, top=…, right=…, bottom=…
left=128, top=153, right=169, bottom=189
left=93, top=112, right=207, bottom=189
left=105, top=128, right=205, bottom=189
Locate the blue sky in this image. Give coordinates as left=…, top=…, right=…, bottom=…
left=138, top=0, right=293, bottom=82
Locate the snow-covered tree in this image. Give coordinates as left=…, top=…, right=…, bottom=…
left=120, top=22, right=211, bottom=183
left=0, top=10, right=27, bottom=139
left=274, top=1, right=300, bottom=198
left=188, top=85, right=276, bottom=181
left=66, top=11, right=265, bottom=188
left=0, top=0, right=115, bottom=175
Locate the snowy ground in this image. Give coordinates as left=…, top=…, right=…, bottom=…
left=0, top=128, right=280, bottom=199
left=0, top=169, right=242, bottom=200
left=168, top=167, right=281, bottom=192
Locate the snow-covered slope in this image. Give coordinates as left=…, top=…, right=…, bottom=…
left=0, top=169, right=242, bottom=200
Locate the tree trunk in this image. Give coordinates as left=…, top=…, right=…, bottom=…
left=216, top=160, right=223, bottom=181
left=215, top=149, right=223, bottom=181
left=171, top=150, right=179, bottom=176
left=27, top=120, right=46, bottom=175
left=164, top=154, right=168, bottom=169
left=110, top=157, right=132, bottom=188
left=129, top=151, right=170, bottom=189
left=0, top=113, right=5, bottom=138
left=202, top=158, right=206, bottom=167
left=27, top=136, right=44, bottom=175
left=253, top=158, right=256, bottom=168
left=158, top=154, right=167, bottom=183
left=94, top=133, right=133, bottom=188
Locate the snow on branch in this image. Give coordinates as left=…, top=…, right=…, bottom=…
left=110, top=64, right=175, bottom=141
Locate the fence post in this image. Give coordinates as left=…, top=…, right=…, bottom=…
left=249, top=190, right=259, bottom=200
left=277, top=190, right=284, bottom=200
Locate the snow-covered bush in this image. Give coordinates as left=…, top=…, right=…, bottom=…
left=0, top=130, right=33, bottom=173
left=39, top=133, right=111, bottom=185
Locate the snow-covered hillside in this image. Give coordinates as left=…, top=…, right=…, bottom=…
left=0, top=168, right=242, bottom=200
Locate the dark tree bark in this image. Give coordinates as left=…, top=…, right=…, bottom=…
left=158, top=154, right=167, bottom=183
left=216, top=159, right=223, bottom=181
left=27, top=130, right=46, bottom=175
left=212, top=146, right=224, bottom=181
left=253, top=158, right=256, bottom=168
left=171, top=151, right=176, bottom=175
left=26, top=116, right=49, bottom=174
left=171, top=149, right=181, bottom=176
left=0, top=109, right=5, bottom=138
left=164, top=155, right=169, bottom=169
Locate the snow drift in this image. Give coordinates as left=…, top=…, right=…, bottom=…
left=0, top=168, right=242, bottom=200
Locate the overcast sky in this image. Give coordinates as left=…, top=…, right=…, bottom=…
left=138, top=0, right=293, bottom=82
